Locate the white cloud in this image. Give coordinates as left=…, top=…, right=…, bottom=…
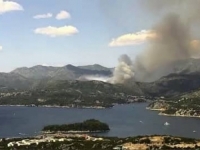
left=56, top=10, right=70, bottom=20
left=0, top=0, right=23, bottom=14
left=109, top=30, right=157, bottom=47
left=0, top=46, right=2, bottom=51
left=34, top=25, right=79, bottom=37
left=33, top=13, right=52, bottom=19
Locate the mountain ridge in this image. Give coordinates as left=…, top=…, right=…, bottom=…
left=11, top=64, right=113, bottom=80
left=2, top=59, right=200, bottom=98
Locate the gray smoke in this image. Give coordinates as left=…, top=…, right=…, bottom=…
left=110, top=54, right=134, bottom=84
left=141, top=0, right=200, bottom=24
left=134, top=14, right=192, bottom=81
left=112, top=0, right=200, bottom=83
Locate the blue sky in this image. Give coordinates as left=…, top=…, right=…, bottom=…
left=0, top=0, right=157, bottom=72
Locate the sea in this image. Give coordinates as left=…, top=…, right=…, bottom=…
left=0, top=103, right=200, bottom=139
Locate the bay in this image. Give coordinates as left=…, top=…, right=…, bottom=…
left=0, top=103, right=200, bottom=139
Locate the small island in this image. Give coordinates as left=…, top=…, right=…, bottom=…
left=42, top=119, right=110, bottom=133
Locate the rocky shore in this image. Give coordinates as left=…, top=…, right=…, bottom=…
left=146, top=101, right=169, bottom=111
left=147, top=101, right=200, bottom=118
left=159, top=109, right=200, bottom=118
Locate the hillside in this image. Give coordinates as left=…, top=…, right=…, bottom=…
left=0, top=73, right=33, bottom=90
left=0, top=80, right=146, bottom=107
left=1, top=71, right=200, bottom=98
left=140, top=73, right=200, bottom=97
left=147, top=84, right=200, bottom=118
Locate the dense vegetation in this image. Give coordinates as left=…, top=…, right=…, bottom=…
left=43, top=119, right=110, bottom=132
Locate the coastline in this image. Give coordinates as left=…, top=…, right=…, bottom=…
left=146, top=107, right=166, bottom=111
left=0, top=103, right=142, bottom=109
left=147, top=107, right=200, bottom=118
left=42, top=130, right=109, bottom=134
left=0, top=105, right=108, bottom=109
left=159, top=112, right=200, bottom=118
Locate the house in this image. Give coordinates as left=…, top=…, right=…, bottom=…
left=113, top=145, right=129, bottom=150
left=113, top=146, right=123, bottom=150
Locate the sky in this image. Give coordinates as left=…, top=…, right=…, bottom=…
left=0, top=0, right=157, bottom=72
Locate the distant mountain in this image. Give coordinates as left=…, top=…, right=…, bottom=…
left=141, top=73, right=200, bottom=97
left=10, top=58, right=200, bottom=82
left=3, top=64, right=113, bottom=90
left=78, top=64, right=113, bottom=71
left=2, top=59, right=200, bottom=98
left=11, top=65, right=59, bottom=79
left=135, top=58, right=200, bottom=82
left=11, top=64, right=113, bottom=80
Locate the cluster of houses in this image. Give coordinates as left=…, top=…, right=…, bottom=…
left=7, top=137, right=69, bottom=147
left=7, top=134, right=104, bottom=148
left=0, top=91, right=30, bottom=98
left=113, top=145, right=128, bottom=150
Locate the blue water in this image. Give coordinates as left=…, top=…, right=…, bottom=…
left=0, top=103, right=200, bottom=138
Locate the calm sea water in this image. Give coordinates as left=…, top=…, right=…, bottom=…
left=0, top=103, right=200, bottom=139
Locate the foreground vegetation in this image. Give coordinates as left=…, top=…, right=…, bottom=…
left=1, top=134, right=200, bottom=150
left=43, top=119, right=110, bottom=133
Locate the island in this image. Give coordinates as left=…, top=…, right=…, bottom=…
left=42, top=119, right=110, bottom=133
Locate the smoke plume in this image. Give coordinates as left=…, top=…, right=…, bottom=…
left=112, top=0, right=200, bottom=83
left=110, top=54, right=134, bottom=84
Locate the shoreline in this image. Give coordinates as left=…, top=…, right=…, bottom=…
left=0, top=105, right=108, bottom=109
left=146, top=107, right=166, bottom=111
left=147, top=107, right=200, bottom=118
left=0, top=103, right=144, bottom=109
left=159, top=112, right=200, bottom=118
left=42, top=130, right=109, bottom=134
